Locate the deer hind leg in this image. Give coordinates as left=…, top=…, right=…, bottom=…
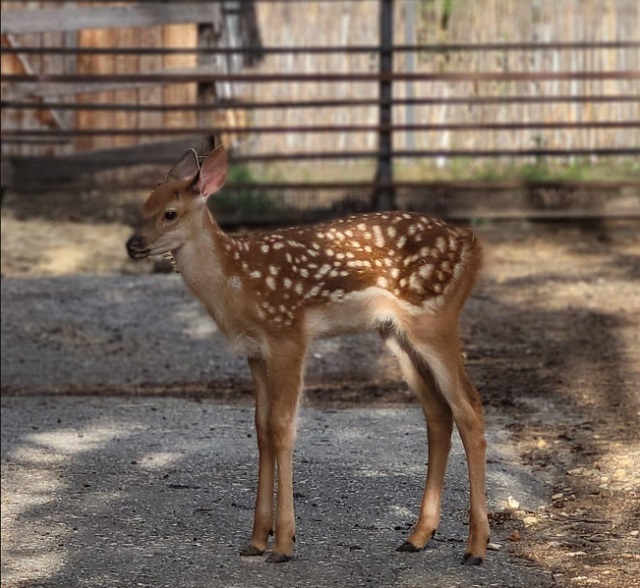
left=384, top=334, right=454, bottom=552
left=241, top=357, right=275, bottom=557
left=407, top=320, right=490, bottom=565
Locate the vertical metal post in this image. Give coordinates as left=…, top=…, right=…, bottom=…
left=404, top=0, right=416, bottom=151
left=373, top=0, right=396, bottom=211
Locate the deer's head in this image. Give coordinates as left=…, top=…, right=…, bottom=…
left=126, top=141, right=228, bottom=260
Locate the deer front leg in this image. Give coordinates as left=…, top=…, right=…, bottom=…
left=264, top=341, right=305, bottom=563
left=241, top=357, right=275, bottom=557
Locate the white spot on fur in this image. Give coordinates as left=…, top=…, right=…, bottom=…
left=266, top=276, right=277, bottom=290
left=316, top=264, right=331, bottom=278
left=409, top=274, right=424, bottom=293
left=306, top=285, right=321, bottom=299
left=376, top=276, right=389, bottom=289
left=261, top=244, right=270, bottom=254
left=250, top=270, right=262, bottom=279
left=419, top=264, right=434, bottom=279
left=372, top=225, right=385, bottom=248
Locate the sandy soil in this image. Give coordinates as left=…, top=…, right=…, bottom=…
left=1, top=201, right=639, bottom=587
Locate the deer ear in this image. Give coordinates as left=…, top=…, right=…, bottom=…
left=198, top=144, right=228, bottom=198
left=165, top=148, right=200, bottom=183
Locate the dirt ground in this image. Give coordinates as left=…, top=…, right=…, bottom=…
left=1, top=198, right=639, bottom=587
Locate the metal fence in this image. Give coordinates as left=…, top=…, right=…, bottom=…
left=1, top=0, right=639, bottom=222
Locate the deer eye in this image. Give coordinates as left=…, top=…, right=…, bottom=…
left=163, top=210, right=178, bottom=221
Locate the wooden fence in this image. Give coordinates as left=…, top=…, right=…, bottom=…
left=1, top=0, right=639, bottom=221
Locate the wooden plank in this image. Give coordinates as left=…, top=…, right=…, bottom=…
left=138, top=25, right=164, bottom=138
left=76, top=28, right=115, bottom=152
left=1, top=4, right=219, bottom=34
left=162, top=25, right=197, bottom=130
left=114, top=26, right=139, bottom=150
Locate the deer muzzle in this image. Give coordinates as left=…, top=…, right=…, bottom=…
left=126, top=234, right=151, bottom=260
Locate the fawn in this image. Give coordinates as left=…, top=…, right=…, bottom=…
left=126, top=139, right=489, bottom=565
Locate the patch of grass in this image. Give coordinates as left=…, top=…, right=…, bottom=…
left=209, top=163, right=285, bottom=217
left=397, top=157, right=640, bottom=183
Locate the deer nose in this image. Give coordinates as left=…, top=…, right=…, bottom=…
left=126, top=235, right=150, bottom=260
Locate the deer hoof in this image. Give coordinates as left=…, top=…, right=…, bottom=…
left=266, top=551, right=293, bottom=564
left=396, top=540, right=422, bottom=553
left=462, top=553, right=484, bottom=566
left=240, top=544, right=265, bottom=557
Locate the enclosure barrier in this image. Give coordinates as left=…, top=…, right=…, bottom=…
left=1, top=0, right=639, bottom=221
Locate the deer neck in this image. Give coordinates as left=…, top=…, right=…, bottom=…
left=171, top=207, right=241, bottom=334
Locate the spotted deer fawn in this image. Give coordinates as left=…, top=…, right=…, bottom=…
left=126, top=139, right=489, bottom=565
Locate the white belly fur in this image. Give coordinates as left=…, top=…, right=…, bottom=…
left=303, top=286, right=421, bottom=339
